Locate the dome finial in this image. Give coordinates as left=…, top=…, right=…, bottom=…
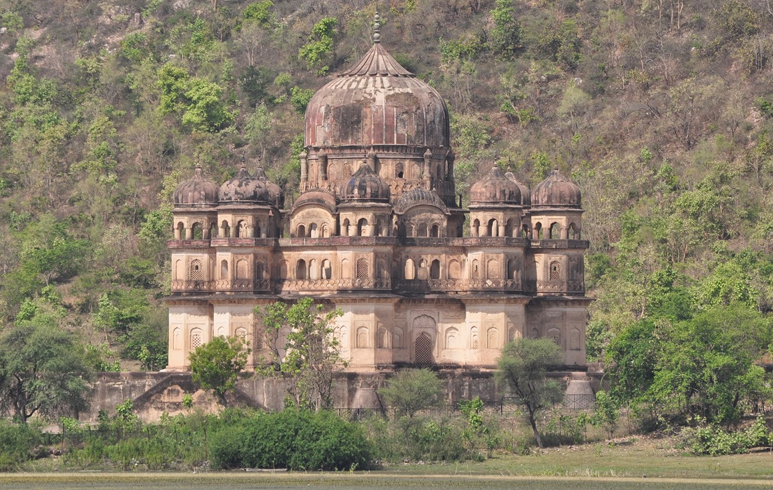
left=373, top=11, right=381, bottom=44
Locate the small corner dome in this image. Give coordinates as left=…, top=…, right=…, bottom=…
left=342, top=163, right=390, bottom=202
left=470, top=166, right=521, bottom=205
left=505, top=170, right=531, bottom=206
left=218, top=165, right=268, bottom=203
left=173, top=165, right=219, bottom=207
left=394, top=187, right=448, bottom=214
left=254, top=164, right=285, bottom=208
left=532, top=169, right=581, bottom=208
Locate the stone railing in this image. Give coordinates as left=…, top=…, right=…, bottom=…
left=215, top=279, right=258, bottom=291
left=167, top=240, right=213, bottom=249
left=171, top=280, right=213, bottom=292
left=396, top=278, right=521, bottom=293
left=529, top=239, right=590, bottom=249
left=277, top=277, right=391, bottom=292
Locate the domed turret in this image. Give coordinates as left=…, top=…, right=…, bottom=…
left=218, top=164, right=268, bottom=203
left=532, top=169, right=581, bottom=208
left=470, top=167, right=522, bottom=205
left=254, top=163, right=285, bottom=208
left=304, top=15, right=449, bottom=149
left=394, top=187, right=448, bottom=214
left=173, top=164, right=219, bottom=208
left=342, top=162, right=390, bottom=202
left=292, top=189, right=338, bottom=213
left=505, top=169, right=531, bottom=207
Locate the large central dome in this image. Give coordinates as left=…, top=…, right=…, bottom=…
left=304, top=28, right=449, bottom=148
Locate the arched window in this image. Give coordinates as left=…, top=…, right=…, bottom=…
left=418, top=223, right=428, bottom=237
left=222, top=220, right=231, bottom=238
left=217, top=326, right=227, bottom=338
left=357, top=218, right=368, bottom=237
left=395, top=163, right=404, bottom=179
left=507, top=259, right=517, bottom=280
left=221, top=259, right=229, bottom=279
left=190, top=328, right=203, bottom=350
left=405, top=258, right=416, bottom=280
left=356, top=327, right=369, bottom=348
left=322, top=259, right=332, bottom=279
left=534, top=222, right=542, bottom=239
left=445, top=328, right=458, bottom=349
left=568, top=222, right=579, bottom=240
left=522, top=224, right=530, bottom=238
left=487, top=328, right=498, bottom=349
left=505, top=218, right=517, bottom=237
left=191, top=222, right=203, bottom=239
left=430, top=224, right=439, bottom=237
left=549, top=261, right=560, bottom=281
left=393, top=328, right=403, bottom=349
left=414, top=333, right=433, bottom=364
left=488, top=219, right=499, bottom=237
left=236, top=259, right=249, bottom=279
left=174, top=259, right=184, bottom=281
left=309, top=223, right=318, bottom=238
left=342, top=219, right=350, bottom=237
left=377, top=327, right=389, bottom=348
left=297, top=224, right=306, bottom=238
left=448, top=260, right=461, bottom=280
left=471, top=259, right=480, bottom=280
left=406, top=224, right=415, bottom=237
left=209, top=223, right=218, bottom=238
left=175, top=221, right=185, bottom=240
left=173, top=327, right=182, bottom=350
left=430, top=259, right=440, bottom=279
left=341, top=258, right=352, bottom=278
left=472, top=219, right=480, bottom=237
left=321, top=224, right=330, bottom=238
left=279, top=260, right=288, bottom=279
left=570, top=328, right=581, bottom=350
left=549, top=222, right=560, bottom=239
left=296, top=259, right=307, bottom=280
left=309, top=259, right=318, bottom=280
left=236, top=327, right=247, bottom=341
left=470, top=326, right=479, bottom=349
left=373, top=220, right=382, bottom=237
left=356, top=258, right=369, bottom=279
left=254, top=223, right=261, bottom=238
left=256, top=261, right=265, bottom=280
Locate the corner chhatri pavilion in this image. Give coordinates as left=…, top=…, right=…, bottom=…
left=165, top=16, right=590, bottom=374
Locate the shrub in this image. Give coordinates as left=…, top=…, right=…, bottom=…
left=0, top=421, right=44, bottom=470
left=682, top=416, right=772, bottom=456
left=211, top=410, right=371, bottom=470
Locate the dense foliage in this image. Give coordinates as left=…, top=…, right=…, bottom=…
left=189, top=335, right=249, bottom=406
left=209, top=409, right=371, bottom=470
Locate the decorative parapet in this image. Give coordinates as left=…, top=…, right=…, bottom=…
left=276, top=277, right=391, bottom=292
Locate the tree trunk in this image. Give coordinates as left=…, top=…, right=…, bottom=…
left=527, top=405, right=543, bottom=448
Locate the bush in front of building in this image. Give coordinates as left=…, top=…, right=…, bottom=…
left=210, top=409, right=372, bottom=470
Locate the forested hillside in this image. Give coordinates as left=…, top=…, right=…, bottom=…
left=2, top=0, right=773, bottom=387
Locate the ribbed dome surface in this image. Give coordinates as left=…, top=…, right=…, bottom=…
left=292, top=189, right=338, bottom=213
left=394, top=188, right=448, bottom=214
left=343, top=163, right=390, bottom=202
left=532, top=169, right=581, bottom=208
left=173, top=165, right=219, bottom=207
left=505, top=170, right=531, bottom=206
left=305, top=43, right=450, bottom=148
left=470, top=167, right=521, bottom=205
left=254, top=164, right=284, bottom=208
left=218, top=165, right=268, bottom=203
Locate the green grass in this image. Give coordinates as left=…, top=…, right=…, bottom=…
left=0, top=473, right=772, bottom=490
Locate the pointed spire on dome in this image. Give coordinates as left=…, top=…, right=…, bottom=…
left=373, top=12, right=381, bottom=44
left=338, top=14, right=414, bottom=78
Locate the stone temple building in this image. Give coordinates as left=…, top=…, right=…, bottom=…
left=165, top=19, right=590, bottom=374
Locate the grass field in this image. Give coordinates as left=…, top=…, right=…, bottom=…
left=0, top=473, right=772, bottom=490
left=379, top=437, right=773, bottom=480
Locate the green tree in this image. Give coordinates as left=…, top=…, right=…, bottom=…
left=259, top=298, right=343, bottom=411
left=298, top=17, right=338, bottom=75
left=243, top=0, right=274, bottom=27
left=647, top=305, right=772, bottom=424
left=189, top=336, right=250, bottom=406
left=489, top=0, right=521, bottom=60
left=378, top=368, right=444, bottom=418
left=496, top=338, right=564, bottom=448
left=0, top=313, right=93, bottom=424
